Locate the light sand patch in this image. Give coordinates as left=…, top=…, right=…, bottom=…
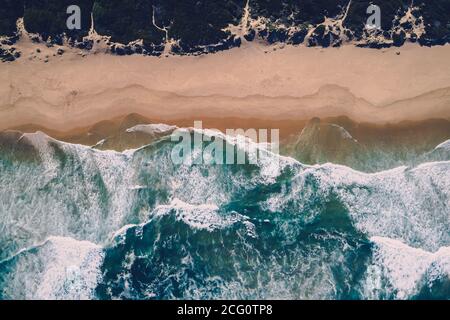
left=1, top=41, right=450, bottom=131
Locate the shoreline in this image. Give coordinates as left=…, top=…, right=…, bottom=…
left=5, top=114, right=450, bottom=152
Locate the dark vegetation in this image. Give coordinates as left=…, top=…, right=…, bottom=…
left=0, top=0, right=449, bottom=55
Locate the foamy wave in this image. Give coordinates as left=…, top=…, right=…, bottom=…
left=363, top=237, right=450, bottom=299
left=0, top=134, right=135, bottom=260
left=435, top=139, right=450, bottom=151
left=1, top=129, right=449, bottom=300
left=126, top=124, right=177, bottom=135
left=19, top=131, right=59, bottom=177
left=0, top=237, right=104, bottom=300
left=152, top=199, right=254, bottom=234
left=191, top=127, right=300, bottom=183
left=264, top=161, right=450, bottom=251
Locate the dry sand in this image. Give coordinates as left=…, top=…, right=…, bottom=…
left=1, top=39, right=450, bottom=132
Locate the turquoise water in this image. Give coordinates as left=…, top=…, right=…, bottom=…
left=0, top=130, right=449, bottom=299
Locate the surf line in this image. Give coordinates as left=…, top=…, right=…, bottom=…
left=177, top=304, right=211, bottom=318
left=170, top=120, right=280, bottom=166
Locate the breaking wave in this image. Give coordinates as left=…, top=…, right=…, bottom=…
left=0, top=128, right=449, bottom=299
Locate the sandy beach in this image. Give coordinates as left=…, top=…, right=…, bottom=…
left=1, top=39, right=450, bottom=132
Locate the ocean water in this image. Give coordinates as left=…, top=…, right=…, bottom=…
left=0, top=129, right=449, bottom=300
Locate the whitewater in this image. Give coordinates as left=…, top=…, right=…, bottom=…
left=0, top=128, right=449, bottom=300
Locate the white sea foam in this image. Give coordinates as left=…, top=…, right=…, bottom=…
left=19, top=131, right=59, bottom=177
left=329, top=124, right=358, bottom=142
left=364, top=237, right=450, bottom=299
left=3, top=130, right=449, bottom=254
left=152, top=199, right=253, bottom=233
left=1, top=237, right=104, bottom=300
left=126, top=124, right=177, bottom=135
left=192, top=127, right=300, bottom=183
left=2, top=129, right=450, bottom=299
left=435, top=139, right=450, bottom=151
left=263, top=161, right=450, bottom=252
left=93, top=139, right=106, bottom=147
left=109, top=198, right=255, bottom=243
left=0, top=133, right=136, bottom=260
